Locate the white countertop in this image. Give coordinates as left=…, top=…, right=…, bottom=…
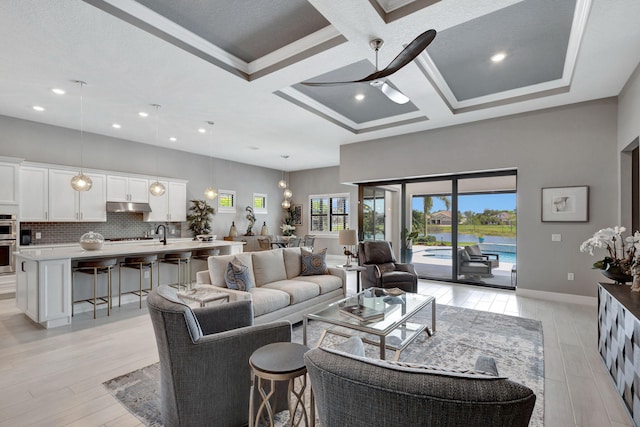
left=14, top=239, right=243, bottom=261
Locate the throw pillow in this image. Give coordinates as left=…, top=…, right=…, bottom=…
left=377, top=262, right=396, bottom=273
left=230, top=259, right=254, bottom=291
left=225, top=260, right=239, bottom=289
left=301, top=248, right=328, bottom=276
left=224, top=257, right=255, bottom=291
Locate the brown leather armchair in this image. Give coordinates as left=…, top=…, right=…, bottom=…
left=358, top=241, right=418, bottom=293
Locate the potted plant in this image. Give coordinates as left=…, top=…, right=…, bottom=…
left=187, top=199, right=214, bottom=239
left=404, top=228, right=419, bottom=263
left=476, top=233, right=485, bottom=243
left=580, top=226, right=639, bottom=285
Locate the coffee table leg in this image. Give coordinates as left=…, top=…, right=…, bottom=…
left=432, top=297, right=436, bottom=333
left=303, top=317, right=308, bottom=345
left=379, top=335, right=386, bottom=360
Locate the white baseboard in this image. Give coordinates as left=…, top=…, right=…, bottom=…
left=516, top=287, right=597, bottom=306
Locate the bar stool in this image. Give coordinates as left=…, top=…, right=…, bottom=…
left=119, top=254, right=157, bottom=309
left=72, top=258, right=118, bottom=319
left=159, top=251, right=192, bottom=290
left=191, top=248, right=220, bottom=261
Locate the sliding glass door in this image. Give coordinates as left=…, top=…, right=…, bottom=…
left=358, top=170, right=517, bottom=289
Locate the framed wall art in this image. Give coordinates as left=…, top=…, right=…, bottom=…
left=541, top=185, right=589, bottom=222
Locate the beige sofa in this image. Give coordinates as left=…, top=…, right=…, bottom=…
left=195, top=247, right=346, bottom=324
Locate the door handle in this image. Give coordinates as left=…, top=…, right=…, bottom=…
left=21, top=261, right=25, bottom=272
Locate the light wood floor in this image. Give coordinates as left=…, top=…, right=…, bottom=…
left=0, top=271, right=633, bottom=427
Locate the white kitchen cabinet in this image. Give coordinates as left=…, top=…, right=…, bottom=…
left=15, top=255, right=71, bottom=328
left=0, top=161, right=19, bottom=205
left=48, top=169, right=107, bottom=222
left=106, top=175, right=148, bottom=203
left=144, top=180, right=187, bottom=222
left=20, top=166, right=49, bottom=221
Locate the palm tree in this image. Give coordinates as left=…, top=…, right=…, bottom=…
left=421, top=195, right=451, bottom=236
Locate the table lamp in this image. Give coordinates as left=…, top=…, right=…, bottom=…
left=338, top=229, right=358, bottom=267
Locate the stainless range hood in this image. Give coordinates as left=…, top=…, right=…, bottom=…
left=106, top=201, right=152, bottom=213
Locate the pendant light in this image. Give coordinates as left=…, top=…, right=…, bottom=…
left=149, top=104, right=166, bottom=196
left=280, top=154, right=292, bottom=208
left=204, top=121, right=218, bottom=199
left=70, top=80, right=93, bottom=191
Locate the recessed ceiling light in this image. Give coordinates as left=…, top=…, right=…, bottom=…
left=355, top=93, right=365, bottom=101
left=51, top=88, right=65, bottom=95
left=248, top=146, right=260, bottom=150
left=491, top=52, right=507, bottom=63
left=112, top=123, right=121, bottom=129
left=198, top=128, right=206, bottom=134
left=169, top=137, right=177, bottom=142
left=32, top=105, right=45, bottom=112
left=138, top=111, right=148, bottom=117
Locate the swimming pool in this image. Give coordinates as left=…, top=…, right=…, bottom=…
left=421, top=248, right=517, bottom=264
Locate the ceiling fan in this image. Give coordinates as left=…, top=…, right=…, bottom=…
left=300, top=29, right=436, bottom=104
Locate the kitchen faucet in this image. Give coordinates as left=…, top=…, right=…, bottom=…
left=155, top=224, right=167, bottom=245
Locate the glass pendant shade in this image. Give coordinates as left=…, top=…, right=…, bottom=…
left=283, top=188, right=293, bottom=199
left=281, top=199, right=291, bottom=209
left=204, top=187, right=218, bottom=199
left=278, top=179, right=287, bottom=189
left=149, top=180, right=166, bottom=196
left=71, top=172, right=93, bottom=191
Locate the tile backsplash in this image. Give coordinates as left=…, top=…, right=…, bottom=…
left=21, top=212, right=184, bottom=245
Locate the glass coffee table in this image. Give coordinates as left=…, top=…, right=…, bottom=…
left=303, top=288, right=436, bottom=361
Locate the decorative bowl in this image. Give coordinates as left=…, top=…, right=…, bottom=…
left=601, top=270, right=633, bottom=284
left=80, top=231, right=104, bottom=250
left=197, top=234, right=216, bottom=242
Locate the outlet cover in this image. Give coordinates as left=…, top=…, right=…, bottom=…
left=552, top=234, right=561, bottom=242
left=35, top=232, right=42, bottom=239
left=568, top=273, right=574, bottom=280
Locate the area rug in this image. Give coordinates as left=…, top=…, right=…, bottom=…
left=104, top=304, right=544, bottom=426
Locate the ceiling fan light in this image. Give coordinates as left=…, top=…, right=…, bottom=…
left=204, top=187, right=218, bottom=199
left=71, top=173, right=93, bottom=191
left=278, top=179, right=287, bottom=189
left=281, top=199, right=291, bottom=209
left=149, top=181, right=166, bottom=196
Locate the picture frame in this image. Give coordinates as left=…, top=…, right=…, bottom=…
left=291, top=204, right=303, bottom=225
left=541, top=186, right=589, bottom=222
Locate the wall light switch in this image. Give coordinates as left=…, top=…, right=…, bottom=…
left=568, top=273, right=575, bottom=280
left=35, top=232, right=41, bottom=239
left=552, top=234, right=561, bottom=242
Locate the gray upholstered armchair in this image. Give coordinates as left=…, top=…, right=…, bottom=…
left=305, top=337, right=536, bottom=427
left=358, top=241, right=418, bottom=293
left=146, top=286, right=292, bottom=427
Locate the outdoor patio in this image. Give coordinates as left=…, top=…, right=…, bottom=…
left=410, top=245, right=516, bottom=289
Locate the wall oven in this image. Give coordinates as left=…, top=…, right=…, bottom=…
left=0, top=214, right=16, bottom=274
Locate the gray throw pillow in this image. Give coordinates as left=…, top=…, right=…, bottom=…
left=230, top=259, right=254, bottom=291
left=225, top=257, right=254, bottom=290
left=301, top=248, right=328, bottom=276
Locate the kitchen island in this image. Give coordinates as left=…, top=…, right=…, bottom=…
left=15, top=239, right=243, bottom=328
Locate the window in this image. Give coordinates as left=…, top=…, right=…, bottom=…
left=218, top=189, right=236, bottom=213
left=309, top=193, right=349, bottom=233
left=253, top=193, right=268, bottom=214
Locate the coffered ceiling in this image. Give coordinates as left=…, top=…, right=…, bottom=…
left=0, top=0, right=638, bottom=171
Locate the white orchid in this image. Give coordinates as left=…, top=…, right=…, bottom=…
left=580, top=226, right=638, bottom=274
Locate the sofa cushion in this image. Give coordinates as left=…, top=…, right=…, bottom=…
left=252, top=249, right=288, bottom=286
left=225, top=259, right=239, bottom=289
left=459, top=248, right=471, bottom=262
left=262, top=280, right=320, bottom=304
left=363, top=241, right=395, bottom=264
left=208, top=253, right=255, bottom=287
left=301, top=248, right=328, bottom=276
left=378, top=262, right=396, bottom=273
left=297, top=274, right=343, bottom=294
left=248, top=287, right=290, bottom=317
left=283, top=247, right=302, bottom=279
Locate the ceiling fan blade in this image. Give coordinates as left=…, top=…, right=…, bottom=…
left=376, top=81, right=410, bottom=104
left=300, top=29, right=436, bottom=86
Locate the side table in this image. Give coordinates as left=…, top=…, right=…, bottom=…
left=177, top=286, right=229, bottom=307
left=249, top=342, right=314, bottom=427
left=336, top=265, right=366, bottom=292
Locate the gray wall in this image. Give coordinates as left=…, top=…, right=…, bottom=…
left=289, top=166, right=358, bottom=255
left=0, top=115, right=285, bottom=239
left=340, top=99, right=619, bottom=297
left=619, top=64, right=640, bottom=152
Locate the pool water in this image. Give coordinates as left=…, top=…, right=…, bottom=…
left=422, top=248, right=517, bottom=264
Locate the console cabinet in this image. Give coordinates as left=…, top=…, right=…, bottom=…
left=598, top=283, right=640, bottom=426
